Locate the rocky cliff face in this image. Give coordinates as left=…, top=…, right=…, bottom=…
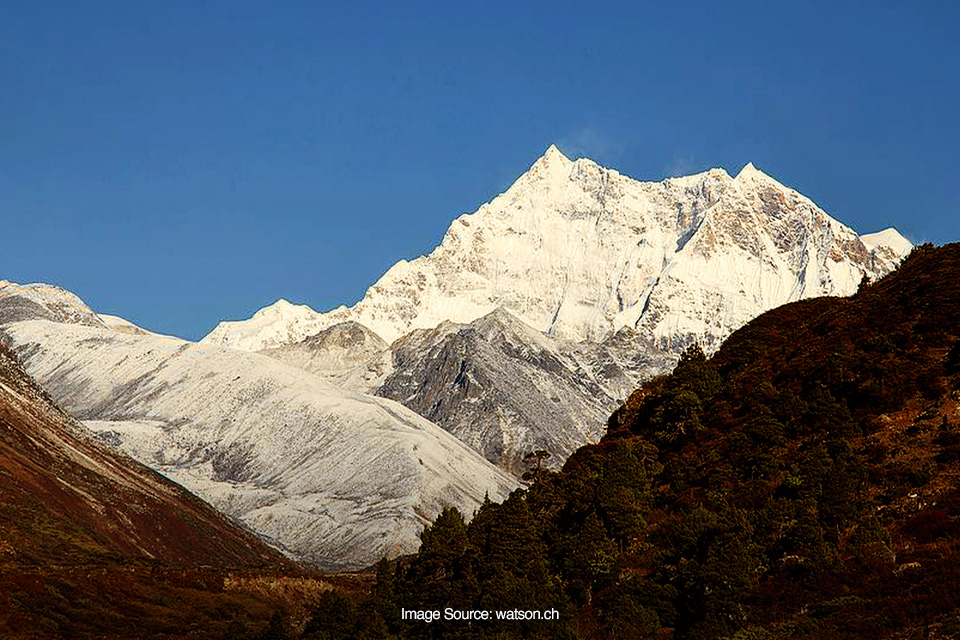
left=375, top=308, right=674, bottom=475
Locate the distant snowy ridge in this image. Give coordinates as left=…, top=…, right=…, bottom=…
left=0, top=281, right=185, bottom=343
left=201, top=146, right=911, bottom=353
left=97, top=313, right=186, bottom=344
left=860, top=227, right=913, bottom=257
left=0, top=280, right=107, bottom=328
left=210, top=298, right=325, bottom=353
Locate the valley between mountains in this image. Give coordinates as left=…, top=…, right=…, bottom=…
left=0, top=147, right=910, bottom=575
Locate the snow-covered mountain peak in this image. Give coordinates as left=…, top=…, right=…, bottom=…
left=204, top=297, right=328, bottom=351
left=0, top=280, right=106, bottom=328
left=861, top=228, right=913, bottom=257
left=735, top=161, right=760, bottom=179
left=538, top=143, right=571, bottom=166
left=734, top=162, right=788, bottom=191
left=202, top=148, right=911, bottom=351
left=254, top=298, right=304, bottom=317
left=509, top=143, right=574, bottom=194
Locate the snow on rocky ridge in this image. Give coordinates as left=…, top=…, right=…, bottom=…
left=375, top=307, right=676, bottom=475
left=201, top=146, right=911, bottom=353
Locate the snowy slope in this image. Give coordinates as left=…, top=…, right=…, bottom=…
left=259, top=321, right=393, bottom=393
left=0, top=339, right=287, bottom=567
left=201, top=147, right=911, bottom=352
left=97, top=313, right=185, bottom=343
left=0, top=280, right=107, bottom=328
left=0, top=284, right=516, bottom=571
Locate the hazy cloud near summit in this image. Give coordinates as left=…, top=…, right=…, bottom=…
left=557, top=125, right=627, bottom=164
left=662, top=152, right=701, bottom=178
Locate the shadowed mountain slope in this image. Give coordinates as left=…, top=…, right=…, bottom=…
left=376, top=308, right=674, bottom=474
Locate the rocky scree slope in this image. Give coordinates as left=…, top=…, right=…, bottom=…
left=375, top=307, right=675, bottom=474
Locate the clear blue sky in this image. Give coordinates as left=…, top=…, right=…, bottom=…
left=2, top=1, right=957, bottom=340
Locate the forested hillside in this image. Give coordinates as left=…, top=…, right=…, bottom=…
left=296, top=243, right=960, bottom=640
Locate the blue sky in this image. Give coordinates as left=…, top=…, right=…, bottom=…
left=2, top=1, right=958, bottom=340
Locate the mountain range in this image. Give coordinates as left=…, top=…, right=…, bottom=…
left=202, top=147, right=908, bottom=351
left=203, top=147, right=910, bottom=473
left=0, top=146, right=911, bottom=571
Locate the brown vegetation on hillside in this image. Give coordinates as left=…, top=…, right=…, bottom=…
left=0, top=340, right=338, bottom=638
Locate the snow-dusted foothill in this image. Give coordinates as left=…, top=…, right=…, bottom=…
left=259, top=321, right=394, bottom=394
left=0, top=281, right=516, bottom=571
left=0, top=280, right=108, bottom=328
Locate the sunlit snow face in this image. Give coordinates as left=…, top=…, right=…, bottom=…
left=200, top=149, right=909, bottom=354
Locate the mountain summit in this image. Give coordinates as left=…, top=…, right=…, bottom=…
left=202, top=148, right=910, bottom=351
